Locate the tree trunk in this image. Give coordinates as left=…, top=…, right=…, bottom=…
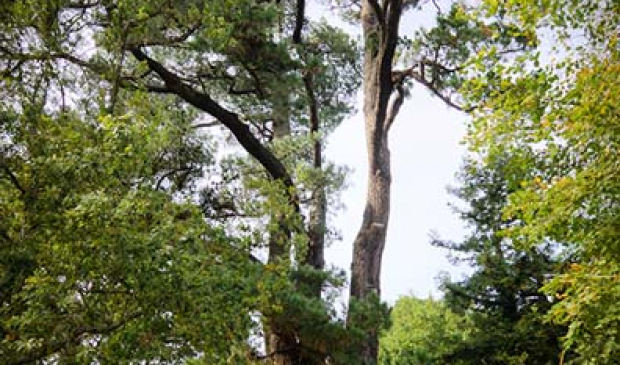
left=305, top=74, right=326, bottom=292
left=348, top=0, right=403, bottom=362
left=265, top=4, right=328, bottom=362
left=265, top=81, right=299, bottom=365
left=350, top=137, right=390, bottom=301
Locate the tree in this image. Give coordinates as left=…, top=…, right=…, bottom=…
left=1, top=0, right=360, bottom=363
left=379, top=297, right=468, bottom=365
left=338, top=1, right=532, bottom=360
left=461, top=0, right=620, bottom=362
left=0, top=98, right=265, bottom=363
left=5, top=0, right=609, bottom=363
left=0, top=0, right=533, bottom=362
left=433, top=154, right=565, bottom=364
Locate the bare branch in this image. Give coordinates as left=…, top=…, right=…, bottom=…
left=292, top=0, right=305, bottom=44
left=228, top=83, right=260, bottom=96
left=142, top=84, right=170, bottom=93
left=384, top=84, right=404, bottom=131
left=392, top=66, right=475, bottom=112
left=192, top=121, right=220, bottom=129
left=129, top=48, right=298, bottom=206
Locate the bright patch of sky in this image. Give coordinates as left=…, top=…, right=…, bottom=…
left=309, top=0, right=473, bottom=304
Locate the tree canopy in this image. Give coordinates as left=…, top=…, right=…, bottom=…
left=1, top=0, right=618, bottom=364
left=461, top=0, right=619, bottom=362
left=379, top=297, right=467, bottom=365
left=382, top=0, right=618, bottom=364
left=1, top=0, right=360, bottom=362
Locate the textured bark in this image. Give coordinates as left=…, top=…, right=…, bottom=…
left=304, top=74, right=326, bottom=277
left=348, top=0, right=403, bottom=362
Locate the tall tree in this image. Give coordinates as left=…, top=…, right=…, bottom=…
left=433, top=154, right=565, bottom=364
left=0, top=96, right=263, bottom=363
left=340, top=1, right=532, bottom=360
left=1, top=0, right=360, bottom=363
left=461, top=1, right=619, bottom=362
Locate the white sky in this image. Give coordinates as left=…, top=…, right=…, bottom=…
left=313, top=1, right=472, bottom=304
left=325, top=87, right=471, bottom=304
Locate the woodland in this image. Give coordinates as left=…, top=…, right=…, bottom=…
left=0, top=0, right=618, bottom=364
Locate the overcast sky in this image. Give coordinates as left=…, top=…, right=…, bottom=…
left=326, top=87, right=471, bottom=304
left=311, top=1, right=473, bottom=304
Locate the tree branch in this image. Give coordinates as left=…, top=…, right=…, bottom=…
left=129, top=48, right=300, bottom=217
left=384, top=83, right=404, bottom=132
left=369, top=0, right=385, bottom=27
left=125, top=23, right=201, bottom=49
left=0, top=49, right=107, bottom=75
left=292, top=0, right=305, bottom=44
left=391, top=66, right=475, bottom=112
left=129, top=48, right=293, bottom=187
left=384, top=0, right=403, bottom=36
left=192, top=121, right=220, bottom=129
left=1, top=163, right=26, bottom=195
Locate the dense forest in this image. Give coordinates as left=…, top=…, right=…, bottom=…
left=0, top=0, right=618, bottom=364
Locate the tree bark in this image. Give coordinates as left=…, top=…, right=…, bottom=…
left=348, top=0, right=403, bottom=362
left=304, top=74, right=326, bottom=284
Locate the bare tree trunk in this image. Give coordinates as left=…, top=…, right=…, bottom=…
left=350, top=139, right=391, bottom=302
left=304, top=74, right=326, bottom=288
left=348, top=0, right=404, bottom=362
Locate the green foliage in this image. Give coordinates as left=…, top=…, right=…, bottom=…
left=461, top=1, right=620, bottom=363
left=379, top=297, right=467, bottom=365
left=2, top=0, right=615, bottom=363
left=407, top=2, right=533, bottom=91
left=500, top=55, right=620, bottom=364
left=0, top=103, right=264, bottom=363
left=0, top=0, right=362, bottom=363
left=433, top=155, right=564, bottom=365
left=345, top=292, right=391, bottom=365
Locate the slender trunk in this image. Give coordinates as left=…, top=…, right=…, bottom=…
left=348, top=0, right=403, bottom=362
left=266, top=3, right=328, bottom=361
left=349, top=135, right=391, bottom=363
left=305, top=74, right=326, bottom=290
left=265, top=76, right=327, bottom=365
left=307, top=170, right=326, bottom=275
left=265, top=84, right=299, bottom=365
